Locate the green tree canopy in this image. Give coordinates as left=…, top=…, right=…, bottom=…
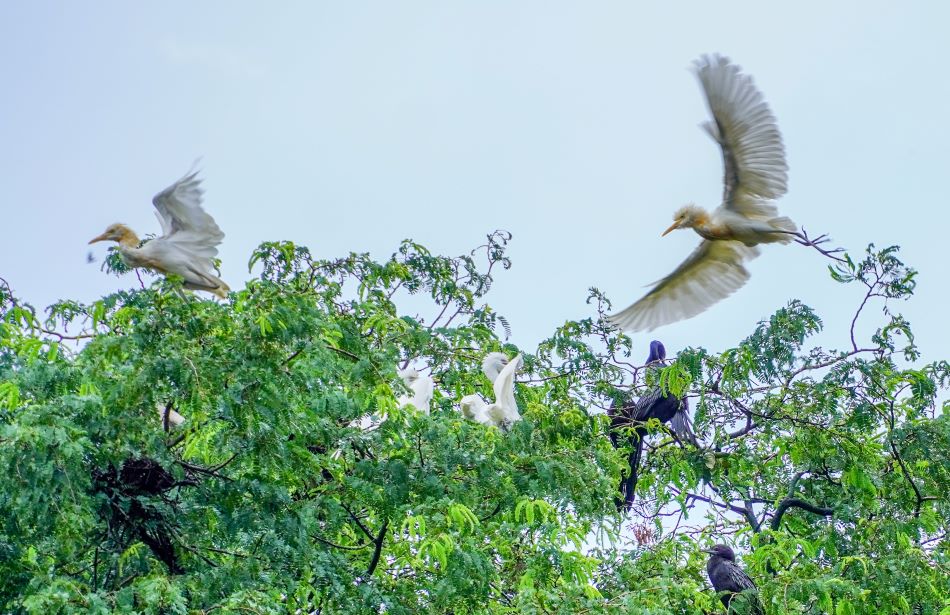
left=1, top=232, right=947, bottom=613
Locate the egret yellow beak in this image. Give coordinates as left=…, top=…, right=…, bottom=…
left=661, top=221, right=680, bottom=237
left=88, top=232, right=109, bottom=244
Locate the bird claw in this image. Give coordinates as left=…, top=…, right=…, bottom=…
left=794, top=227, right=847, bottom=263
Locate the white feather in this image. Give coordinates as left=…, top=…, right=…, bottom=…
left=397, top=367, right=435, bottom=414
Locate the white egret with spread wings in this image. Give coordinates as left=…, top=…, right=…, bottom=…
left=89, top=167, right=230, bottom=298
left=459, top=352, right=523, bottom=428
left=609, top=55, right=796, bottom=332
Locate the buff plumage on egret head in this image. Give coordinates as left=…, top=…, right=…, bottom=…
left=89, top=166, right=230, bottom=299
left=609, top=54, right=797, bottom=332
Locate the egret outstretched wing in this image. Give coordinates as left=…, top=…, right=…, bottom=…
left=695, top=54, right=788, bottom=219
left=608, top=240, right=759, bottom=332
left=492, top=354, right=522, bottom=413
left=152, top=169, right=225, bottom=257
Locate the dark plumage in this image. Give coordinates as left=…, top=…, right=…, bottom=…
left=704, top=544, right=764, bottom=614
left=608, top=340, right=695, bottom=511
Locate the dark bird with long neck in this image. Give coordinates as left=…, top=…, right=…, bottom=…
left=704, top=544, right=765, bottom=614
left=608, top=340, right=695, bottom=511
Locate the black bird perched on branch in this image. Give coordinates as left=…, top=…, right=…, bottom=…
left=704, top=544, right=765, bottom=614
left=608, top=340, right=695, bottom=511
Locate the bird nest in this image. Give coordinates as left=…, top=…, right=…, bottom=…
left=92, top=456, right=197, bottom=575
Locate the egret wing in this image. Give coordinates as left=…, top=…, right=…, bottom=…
left=152, top=169, right=225, bottom=251
left=492, top=354, right=522, bottom=415
left=137, top=238, right=224, bottom=290
left=695, top=54, right=787, bottom=219
left=460, top=394, right=489, bottom=422
left=608, top=240, right=759, bottom=332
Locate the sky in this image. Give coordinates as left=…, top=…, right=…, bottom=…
left=2, top=1, right=948, bottom=370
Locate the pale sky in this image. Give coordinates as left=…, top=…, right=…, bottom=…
left=2, top=2, right=948, bottom=368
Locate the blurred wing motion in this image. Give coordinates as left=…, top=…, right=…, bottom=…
left=146, top=170, right=229, bottom=297
left=152, top=168, right=224, bottom=242
left=608, top=240, right=759, bottom=332
left=90, top=165, right=230, bottom=298
left=696, top=54, right=788, bottom=216
left=608, top=54, right=793, bottom=332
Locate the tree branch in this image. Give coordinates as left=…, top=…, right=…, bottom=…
left=365, top=519, right=389, bottom=577
left=770, top=498, right=833, bottom=531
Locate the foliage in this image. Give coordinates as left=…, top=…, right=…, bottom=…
left=0, top=233, right=947, bottom=614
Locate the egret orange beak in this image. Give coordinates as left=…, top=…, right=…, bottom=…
left=661, top=221, right=680, bottom=237
left=88, top=232, right=109, bottom=244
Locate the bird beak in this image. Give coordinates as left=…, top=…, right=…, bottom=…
left=88, top=232, right=109, bottom=244
left=661, top=221, right=680, bottom=237
left=701, top=548, right=715, bottom=555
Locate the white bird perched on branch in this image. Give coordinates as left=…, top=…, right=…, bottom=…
left=609, top=54, right=796, bottom=332
left=397, top=367, right=435, bottom=414
left=459, top=352, right=523, bottom=428
left=156, top=402, right=187, bottom=430
left=89, top=166, right=230, bottom=299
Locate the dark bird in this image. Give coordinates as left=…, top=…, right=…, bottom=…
left=608, top=340, right=695, bottom=511
left=704, top=544, right=765, bottom=614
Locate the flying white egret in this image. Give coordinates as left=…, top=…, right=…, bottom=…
left=608, top=54, right=796, bottom=332
left=89, top=167, right=230, bottom=298
left=458, top=352, right=523, bottom=428
left=397, top=367, right=435, bottom=414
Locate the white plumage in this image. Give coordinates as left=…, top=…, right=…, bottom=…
left=89, top=166, right=230, bottom=298
left=156, top=403, right=186, bottom=429
left=608, top=55, right=796, bottom=332
left=397, top=367, right=435, bottom=414
left=458, top=352, right=523, bottom=429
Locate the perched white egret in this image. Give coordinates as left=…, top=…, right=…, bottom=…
left=89, top=167, right=230, bottom=298
left=156, top=403, right=186, bottom=430
left=609, top=54, right=796, bottom=332
left=457, top=352, right=523, bottom=428
left=397, top=367, right=435, bottom=414
left=486, top=353, right=523, bottom=428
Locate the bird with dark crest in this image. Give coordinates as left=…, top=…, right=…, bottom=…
left=608, top=340, right=695, bottom=511
left=704, top=544, right=765, bottom=614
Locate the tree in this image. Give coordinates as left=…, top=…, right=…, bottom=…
left=0, top=232, right=947, bottom=614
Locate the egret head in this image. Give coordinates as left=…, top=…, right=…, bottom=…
left=662, top=204, right=708, bottom=236
left=397, top=367, right=420, bottom=385
left=481, top=353, right=510, bottom=382
left=89, top=223, right=139, bottom=247
left=702, top=544, right=736, bottom=560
